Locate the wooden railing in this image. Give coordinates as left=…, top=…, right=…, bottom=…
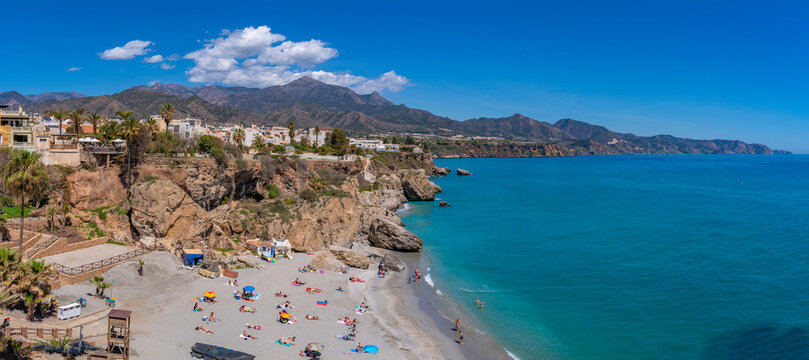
left=27, top=235, right=60, bottom=258
left=52, top=249, right=150, bottom=276
left=4, top=326, right=72, bottom=339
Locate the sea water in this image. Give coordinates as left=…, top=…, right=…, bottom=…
left=398, top=155, right=809, bottom=360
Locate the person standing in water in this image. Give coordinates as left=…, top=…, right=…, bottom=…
left=454, top=318, right=461, bottom=331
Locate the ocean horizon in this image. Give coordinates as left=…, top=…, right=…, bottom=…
left=399, top=155, right=809, bottom=360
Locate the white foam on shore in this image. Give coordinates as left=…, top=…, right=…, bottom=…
left=505, top=348, right=521, bottom=360
left=436, top=289, right=443, bottom=296
left=424, top=273, right=435, bottom=287
left=395, top=203, right=411, bottom=213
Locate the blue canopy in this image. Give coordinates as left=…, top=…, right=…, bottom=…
left=182, top=249, right=203, bottom=266
left=243, top=286, right=255, bottom=292
left=363, top=345, right=379, bottom=353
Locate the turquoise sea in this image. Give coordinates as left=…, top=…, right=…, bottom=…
left=398, top=155, right=809, bottom=360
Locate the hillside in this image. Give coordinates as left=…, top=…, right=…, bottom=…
left=6, top=78, right=788, bottom=155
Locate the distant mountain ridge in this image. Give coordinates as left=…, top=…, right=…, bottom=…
left=3, top=78, right=789, bottom=155
left=0, top=91, right=84, bottom=105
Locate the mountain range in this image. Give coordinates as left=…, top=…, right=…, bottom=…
left=0, top=78, right=788, bottom=154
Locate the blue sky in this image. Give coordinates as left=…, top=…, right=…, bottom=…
left=3, top=0, right=807, bottom=152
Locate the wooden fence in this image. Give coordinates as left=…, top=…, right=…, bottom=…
left=52, top=249, right=150, bottom=276
left=4, top=326, right=72, bottom=339
left=27, top=235, right=60, bottom=258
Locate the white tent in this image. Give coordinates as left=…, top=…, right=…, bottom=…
left=111, top=139, right=126, bottom=143
left=273, top=239, right=293, bottom=259
left=79, top=137, right=100, bottom=142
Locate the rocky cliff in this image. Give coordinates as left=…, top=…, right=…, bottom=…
left=52, top=153, right=443, bottom=267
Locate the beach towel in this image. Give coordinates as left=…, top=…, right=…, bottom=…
left=275, top=340, right=293, bottom=346
left=193, top=308, right=204, bottom=312
left=291, top=282, right=302, bottom=287
left=240, top=334, right=257, bottom=340
left=338, top=320, right=347, bottom=324
left=316, top=301, right=328, bottom=306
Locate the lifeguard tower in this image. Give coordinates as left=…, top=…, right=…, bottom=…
left=107, top=309, right=132, bottom=360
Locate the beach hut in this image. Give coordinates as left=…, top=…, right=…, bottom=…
left=181, top=249, right=204, bottom=267
left=273, top=239, right=293, bottom=259
left=245, top=239, right=274, bottom=258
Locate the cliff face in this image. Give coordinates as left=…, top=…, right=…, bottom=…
left=56, top=153, right=442, bottom=263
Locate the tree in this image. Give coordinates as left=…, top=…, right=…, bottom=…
left=287, top=121, right=296, bottom=142
left=69, top=108, right=87, bottom=137
left=144, top=117, right=159, bottom=140
left=115, top=110, right=134, bottom=122
left=160, top=104, right=175, bottom=133
left=18, top=259, right=53, bottom=321
left=251, top=136, right=266, bottom=155
left=328, top=128, right=350, bottom=155
left=313, top=126, right=321, bottom=146
left=88, top=113, right=103, bottom=137
left=90, top=276, right=105, bottom=298
left=120, top=118, right=142, bottom=188
left=232, top=128, right=245, bottom=149
left=2, top=150, right=47, bottom=254
left=47, top=110, right=68, bottom=135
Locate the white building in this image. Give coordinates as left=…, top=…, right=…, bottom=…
left=350, top=138, right=385, bottom=151
left=168, top=118, right=205, bottom=140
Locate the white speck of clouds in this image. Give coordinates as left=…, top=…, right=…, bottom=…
left=67, top=67, right=81, bottom=72
left=183, top=25, right=409, bottom=94
left=99, top=40, right=153, bottom=60
left=144, top=54, right=164, bottom=63
left=160, top=63, right=176, bottom=70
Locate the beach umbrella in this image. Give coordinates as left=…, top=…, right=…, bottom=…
left=280, top=312, right=291, bottom=319
left=363, top=345, right=379, bottom=353
left=243, top=286, right=255, bottom=292
left=306, top=343, right=325, bottom=352
left=204, top=291, right=216, bottom=298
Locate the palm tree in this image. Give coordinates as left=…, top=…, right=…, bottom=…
left=120, top=118, right=142, bottom=187
left=90, top=275, right=104, bottom=297
left=88, top=113, right=104, bottom=137
left=232, top=128, right=245, bottom=149
left=48, top=110, right=68, bottom=135
left=287, top=121, right=296, bottom=142
left=69, top=108, right=87, bottom=137
left=115, top=110, right=134, bottom=122
left=2, top=150, right=47, bottom=254
left=18, top=259, right=54, bottom=320
left=314, top=126, right=320, bottom=146
left=251, top=136, right=266, bottom=155
left=160, top=104, right=175, bottom=133
left=145, top=117, right=159, bottom=139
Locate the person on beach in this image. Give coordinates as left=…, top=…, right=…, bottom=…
left=196, top=326, right=213, bottom=334
left=193, top=303, right=200, bottom=311
left=279, top=336, right=296, bottom=345
left=208, top=312, right=216, bottom=322
left=454, top=318, right=461, bottom=331
left=479, top=301, right=485, bottom=310
left=355, top=343, right=365, bottom=353
left=233, top=280, right=239, bottom=286
left=242, top=330, right=257, bottom=339
left=459, top=330, right=464, bottom=344
left=305, top=314, right=319, bottom=320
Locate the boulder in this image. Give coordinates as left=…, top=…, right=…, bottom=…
left=310, top=251, right=345, bottom=271
left=379, top=253, right=406, bottom=272
left=64, top=167, right=126, bottom=210
left=401, top=170, right=441, bottom=201
left=457, top=168, right=471, bottom=176
left=439, top=201, right=450, bottom=207
left=433, top=166, right=451, bottom=176
left=368, top=218, right=423, bottom=252
left=129, top=178, right=211, bottom=247
left=329, top=246, right=371, bottom=269
left=236, top=255, right=264, bottom=270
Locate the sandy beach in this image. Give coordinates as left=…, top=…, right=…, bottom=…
left=52, top=250, right=469, bottom=359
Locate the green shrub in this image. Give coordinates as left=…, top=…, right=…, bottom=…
left=265, top=184, right=280, bottom=199
left=316, top=168, right=348, bottom=186
left=0, top=195, right=13, bottom=208
left=137, top=175, right=159, bottom=184
left=300, top=189, right=318, bottom=202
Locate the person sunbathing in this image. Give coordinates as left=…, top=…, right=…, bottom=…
left=275, top=291, right=289, bottom=297
left=294, top=278, right=306, bottom=285
left=208, top=313, right=216, bottom=322
left=355, top=343, right=365, bottom=353
left=193, top=303, right=202, bottom=311
left=278, top=336, right=296, bottom=345
left=242, top=330, right=257, bottom=339
left=196, top=326, right=213, bottom=334
left=305, top=314, right=319, bottom=320
left=336, top=286, right=344, bottom=292
left=246, top=324, right=262, bottom=330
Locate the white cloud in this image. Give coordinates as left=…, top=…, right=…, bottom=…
left=144, top=54, right=164, bottom=63
left=99, top=40, right=153, bottom=60
left=67, top=67, right=81, bottom=72
left=160, top=63, right=176, bottom=70
left=184, top=25, right=408, bottom=94
left=165, top=54, right=181, bottom=61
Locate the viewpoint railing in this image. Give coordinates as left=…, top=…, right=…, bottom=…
left=52, top=248, right=150, bottom=276
left=27, top=235, right=60, bottom=258
left=4, top=326, right=73, bottom=339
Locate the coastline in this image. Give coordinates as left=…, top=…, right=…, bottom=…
left=389, top=207, right=515, bottom=360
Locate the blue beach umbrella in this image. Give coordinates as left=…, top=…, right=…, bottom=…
left=363, top=345, right=379, bottom=353
left=243, top=286, right=255, bottom=292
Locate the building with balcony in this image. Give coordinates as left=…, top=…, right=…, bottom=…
left=0, top=105, right=35, bottom=151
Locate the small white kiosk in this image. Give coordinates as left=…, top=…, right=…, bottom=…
left=57, top=302, right=82, bottom=320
